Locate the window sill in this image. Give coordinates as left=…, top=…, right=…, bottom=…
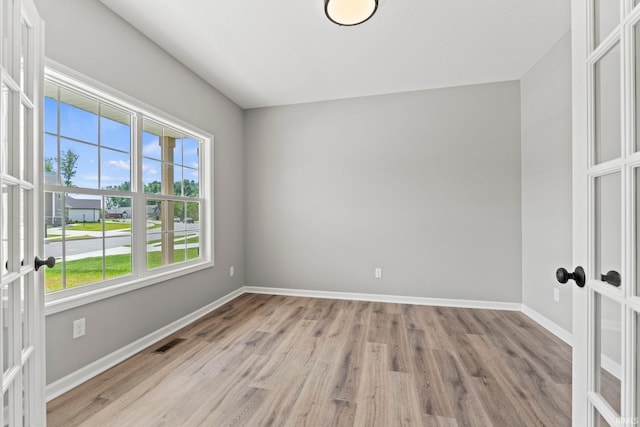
left=44, top=259, right=213, bottom=316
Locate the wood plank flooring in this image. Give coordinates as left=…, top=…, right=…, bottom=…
left=47, top=293, right=577, bottom=426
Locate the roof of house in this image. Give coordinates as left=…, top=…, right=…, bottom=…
left=65, top=195, right=101, bottom=210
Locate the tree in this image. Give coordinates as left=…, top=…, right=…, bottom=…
left=104, top=182, right=131, bottom=209
left=44, top=156, right=56, bottom=173
left=60, top=148, right=79, bottom=187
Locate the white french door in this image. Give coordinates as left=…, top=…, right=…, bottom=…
left=570, top=0, right=640, bottom=426
left=0, top=0, right=43, bottom=425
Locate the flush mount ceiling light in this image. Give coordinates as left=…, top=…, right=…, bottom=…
left=325, top=0, right=378, bottom=26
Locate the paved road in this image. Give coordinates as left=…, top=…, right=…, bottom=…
left=44, top=223, right=199, bottom=259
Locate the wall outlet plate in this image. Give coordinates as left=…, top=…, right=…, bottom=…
left=73, top=318, right=86, bottom=339
left=375, top=268, right=382, bottom=279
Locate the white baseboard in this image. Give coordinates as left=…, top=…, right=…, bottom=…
left=45, top=287, right=245, bottom=402
left=521, top=305, right=573, bottom=346
left=241, top=286, right=522, bottom=311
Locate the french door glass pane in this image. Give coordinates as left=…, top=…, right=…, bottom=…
left=594, top=173, right=621, bottom=283
left=1, top=185, right=7, bottom=275
left=594, top=409, right=611, bottom=426
left=1, top=285, right=9, bottom=373
left=19, top=19, right=29, bottom=97
left=636, top=168, right=640, bottom=296
left=635, top=19, right=640, bottom=153
left=20, top=277, right=27, bottom=349
left=594, top=43, right=621, bottom=165
left=1, top=84, right=14, bottom=176
left=2, top=0, right=15, bottom=78
left=594, top=0, right=619, bottom=48
left=596, top=293, right=622, bottom=415
left=18, top=189, right=24, bottom=271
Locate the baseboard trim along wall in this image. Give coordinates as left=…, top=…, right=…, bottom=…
left=50, top=286, right=612, bottom=401
left=243, top=286, right=522, bottom=311
left=521, top=304, right=573, bottom=345
left=45, top=287, right=245, bottom=401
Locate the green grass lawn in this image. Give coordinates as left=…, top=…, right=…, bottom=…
left=45, top=247, right=200, bottom=293
left=66, top=221, right=132, bottom=232
left=46, top=235, right=96, bottom=242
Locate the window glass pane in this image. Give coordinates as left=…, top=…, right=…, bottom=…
left=104, top=196, right=132, bottom=280
left=60, top=138, right=97, bottom=189
left=596, top=293, right=621, bottom=415
left=169, top=211, right=186, bottom=267
left=146, top=199, right=163, bottom=269
left=62, top=193, right=104, bottom=288
left=186, top=202, right=199, bottom=229
left=594, top=173, right=621, bottom=285
left=142, top=120, right=161, bottom=160
left=183, top=137, right=200, bottom=170
left=183, top=167, right=199, bottom=198
left=59, top=88, right=98, bottom=144
left=594, top=43, right=621, bottom=164
left=594, top=0, right=619, bottom=48
left=143, top=158, right=162, bottom=194
left=100, top=148, right=130, bottom=190
left=44, top=191, right=63, bottom=293
left=44, top=81, right=58, bottom=134
left=100, top=104, right=130, bottom=152
left=173, top=166, right=183, bottom=196
left=44, top=76, right=209, bottom=294
left=186, top=230, right=200, bottom=261
left=44, top=134, right=58, bottom=183
left=173, top=136, right=183, bottom=165
left=161, top=162, right=177, bottom=196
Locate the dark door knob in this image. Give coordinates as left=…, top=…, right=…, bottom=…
left=556, top=266, right=586, bottom=288
left=34, top=256, right=55, bottom=271
left=600, top=270, right=621, bottom=287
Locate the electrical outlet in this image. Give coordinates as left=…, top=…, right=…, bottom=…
left=553, top=288, right=560, bottom=303
left=375, top=268, right=382, bottom=279
left=73, top=318, right=85, bottom=339
left=230, top=266, right=235, bottom=277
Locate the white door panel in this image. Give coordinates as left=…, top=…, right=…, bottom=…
left=0, top=0, right=44, bottom=425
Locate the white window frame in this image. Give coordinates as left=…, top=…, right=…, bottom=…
left=43, top=60, right=214, bottom=315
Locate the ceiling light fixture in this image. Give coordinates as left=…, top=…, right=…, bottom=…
left=325, top=0, right=378, bottom=26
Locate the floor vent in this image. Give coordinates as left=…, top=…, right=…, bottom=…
left=154, top=338, right=186, bottom=353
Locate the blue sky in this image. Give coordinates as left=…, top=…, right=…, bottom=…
left=44, top=95, right=200, bottom=193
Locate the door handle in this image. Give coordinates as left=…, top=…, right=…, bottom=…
left=600, top=270, right=621, bottom=287
left=34, top=256, right=55, bottom=271
left=556, top=266, right=586, bottom=287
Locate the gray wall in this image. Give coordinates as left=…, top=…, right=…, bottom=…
left=36, top=0, right=245, bottom=383
left=520, top=32, right=573, bottom=332
left=245, top=82, right=522, bottom=303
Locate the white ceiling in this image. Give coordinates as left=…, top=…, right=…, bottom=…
left=99, top=0, right=570, bottom=109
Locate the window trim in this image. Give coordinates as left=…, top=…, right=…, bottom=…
left=43, top=59, right=214, bottom=316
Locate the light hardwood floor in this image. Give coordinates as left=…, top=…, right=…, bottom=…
left=48, top=293, right=586, bottom=426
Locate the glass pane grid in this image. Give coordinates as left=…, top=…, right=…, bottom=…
left=44, top=75, right=209, bottom=295
left=593, top=42, right=622, bottom=165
